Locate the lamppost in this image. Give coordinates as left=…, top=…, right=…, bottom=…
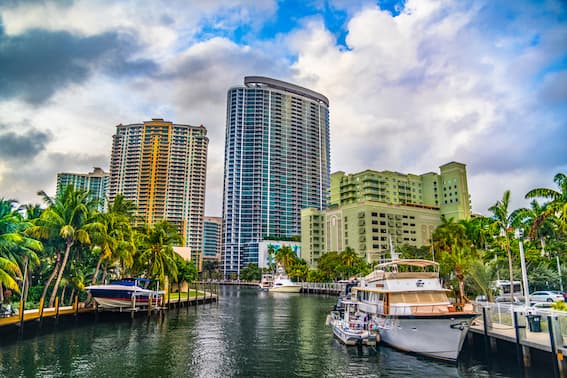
left=515, top=228, right=530, bottom=306
left=555, top=252, right=564, bottom=292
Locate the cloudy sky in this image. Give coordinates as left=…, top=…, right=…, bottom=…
left=0, top=0, right=565, bottom=217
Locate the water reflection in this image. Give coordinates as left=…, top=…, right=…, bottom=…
left=0, top=286, right=539, bottom=377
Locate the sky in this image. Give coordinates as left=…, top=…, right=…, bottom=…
left=0, top=0, right=566, bottom=217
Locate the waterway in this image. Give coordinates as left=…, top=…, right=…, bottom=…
left=0, top=286, right=550, bottom=377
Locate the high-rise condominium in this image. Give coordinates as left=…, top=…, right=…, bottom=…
left=56, top=167, right=109, bottom=211
left=222, top=76, right=330, bottom=276
left=108, top=118, right=208, bottom=251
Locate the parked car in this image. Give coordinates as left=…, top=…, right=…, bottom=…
left=529, top=291, right=565, bottom=303
left=551, top=291, right=567, bottom=301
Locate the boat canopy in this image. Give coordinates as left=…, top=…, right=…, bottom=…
left=377, top=259, right=439, bottom=269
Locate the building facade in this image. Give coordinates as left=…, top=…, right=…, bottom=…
left=222, top=76, right=330, bottom=276
left=108, top=118, right=209, bottom=251
left=203, top=216, right=222, bottom=261
left=301, top=162, right=471, bottom=266
left=56, top=167, right=109, bottom=211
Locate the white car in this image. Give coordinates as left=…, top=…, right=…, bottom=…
left=529, top=291, right=565, bottom=303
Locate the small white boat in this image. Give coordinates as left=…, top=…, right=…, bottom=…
left=258, top=274, right=273, bottom=291
left=327, top=299, right=376, bottom=346
left=269, top=268, right=301, bottom=293
left=86, top=278, right=164, bottom=310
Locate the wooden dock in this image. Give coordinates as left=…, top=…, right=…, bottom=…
left=0, top=288, right=218, bottom=335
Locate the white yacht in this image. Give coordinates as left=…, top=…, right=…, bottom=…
left=353, top=259, right=477, bottom=361
left=269, top=267, right=301, bottom=293
left=258, top=273, right=273, bottom=291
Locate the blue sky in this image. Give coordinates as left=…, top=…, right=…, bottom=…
left=0, top=0, right=565, bottom=216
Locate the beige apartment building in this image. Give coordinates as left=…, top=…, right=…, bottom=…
left=301, top=162, right=471, bottom=266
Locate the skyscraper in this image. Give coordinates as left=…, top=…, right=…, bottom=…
left=56, top=167, right=109, bottom=211
left=108, top=118, right=208, bottom=251
left=222, top=76, right=330, bottom=276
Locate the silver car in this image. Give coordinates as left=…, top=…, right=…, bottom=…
left=529, top=291, right=565, bottom=303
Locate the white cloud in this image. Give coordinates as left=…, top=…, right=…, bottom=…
left=286, top=0, right=566, bottom=215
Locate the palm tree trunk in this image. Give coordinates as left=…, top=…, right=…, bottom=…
left=60, top=285, right=67, bottom=306
left=40, top=255, right=60, bottom=306
left=92, top=254, right=104, bottom=284
left=49, top=241, right=73, bottom=307
left=69, top=288, right=75, bottom=305
left=101, top=261, right=109, bottom=284
left=540, top=236, right=546, bottom=257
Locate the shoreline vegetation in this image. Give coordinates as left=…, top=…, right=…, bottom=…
left=1, top=172, right=566, bottom=315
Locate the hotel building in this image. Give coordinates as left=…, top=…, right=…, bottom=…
left=56, top=167, right=109, bottom=211
left=222, top=76, right=330, bottom=277
left=108, top=118, right=208, bottom=251
left=301, top=162, right=471, bottom=265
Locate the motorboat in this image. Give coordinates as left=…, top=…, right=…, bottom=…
left=269, top=267, right=301, bottom=293
left=85, top=278, right=164, bottom=310
left=258, top=273, right=273, bottom=291
left=353, top=259, right=478, bottom=361
left=327, top=299, right=377, bottom=346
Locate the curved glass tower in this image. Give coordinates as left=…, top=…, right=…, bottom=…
left=222, top=76, right=330, bottom=277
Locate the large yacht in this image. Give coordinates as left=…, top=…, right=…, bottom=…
left=353, top=259, right=477, bottom=361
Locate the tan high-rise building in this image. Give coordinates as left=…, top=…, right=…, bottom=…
left=108, top=118, right=209, bottom=251
left=302, top=162, right=472, bottom=266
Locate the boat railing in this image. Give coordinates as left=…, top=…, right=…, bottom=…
left=389, top=303, right=453, bottom=315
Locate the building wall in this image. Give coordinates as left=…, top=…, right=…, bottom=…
left=302, top=162, right=471, bottom=266
left=108, top=118, right=208, bottom=251
left=222, top=76, right=330, bottom=276
left=203, top=216, right=222, bottom=260
left=257, top=240, right=301, bottom=269
left=56, top=167, right=109, bottom=211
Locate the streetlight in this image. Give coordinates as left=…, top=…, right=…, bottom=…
left=515, top=228, right=530, bottom=306
left=555, top=252, right=564, bottom=292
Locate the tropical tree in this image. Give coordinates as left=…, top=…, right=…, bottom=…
left=526, top=172, right=567, bottom=230
left=488, top=190, right=521, bottom=302
left=135, top=220, right=181, bottom=287
left=274, top=246, right=298, bottom=270
left=28, top=186, right=100, bottom=307
left=0, top=199, right=41, bottom=302
left=513, top=200, right=555, bottom=256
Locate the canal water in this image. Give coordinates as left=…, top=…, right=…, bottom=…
left=0, top=286, right=549, bottom=377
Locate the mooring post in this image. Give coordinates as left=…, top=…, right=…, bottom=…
left=55, top=296, right=60, bottom=321
left=548, top=315, right=563, bottom=378
left=74, top=295, right=79, bottom=317
left=513, top=311, right=525, bottom=369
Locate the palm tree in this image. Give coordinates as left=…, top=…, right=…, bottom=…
left=90, top=211, right=135, bottom=284
left=136, top=221, right=181, bottom=286
left=0, top=199, right=41, bottom=302
left=274, top=246, right=297, bottom=271
left=441, top=246, right=475, bottom=304
left=526, top=173, right=567, bottom=230
left=514, top=200, right=555, bottom=256
left=28, top=186, right=100, bottom=307
left=488, top=190, right=521, bottom=302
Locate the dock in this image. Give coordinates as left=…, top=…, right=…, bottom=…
left=0, top=285, right=219, bottom=337
left=469, top=302, right=567, bottom=377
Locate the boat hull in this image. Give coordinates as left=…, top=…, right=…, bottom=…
left=332, top=324, right=369, bottom=345
left=376, top=313, right=477, bottom=361
left=269, top=285, right=302, bottom=293
left=86, top=284, right=161, bottom=309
